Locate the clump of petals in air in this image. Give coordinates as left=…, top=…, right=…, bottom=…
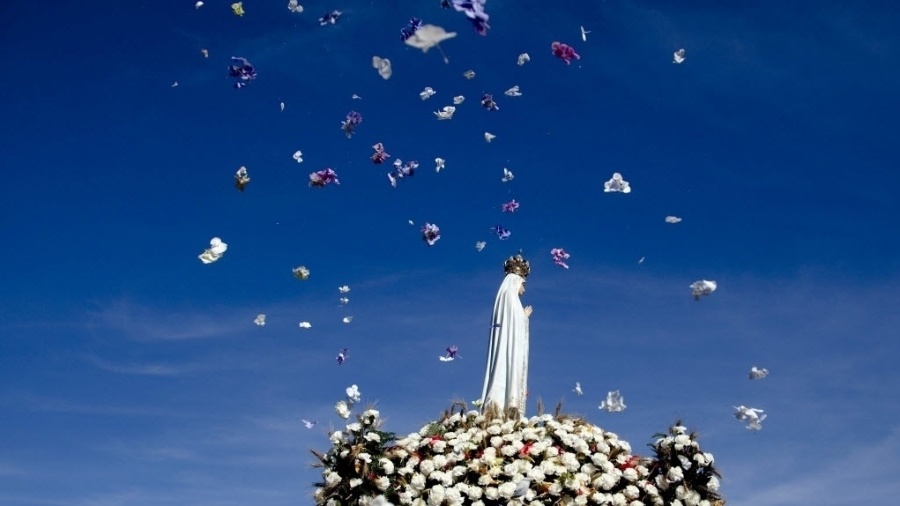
left=234, top=166, right=250, bottom=191
left=442, top=0, right=490, bottom=35
left=501, top=199, right=519, bottom=213
left=309, top=168, right=339, bottom=187
left=341, top=111, right=363, bottom=138
left=481, top=93, right=499, bottom=111
left=421, top=223, right=441, bottom=246
left=293, top=266, right=311, bottom=280
left=372, top=56, right=392, bottom=79
left=599, top=390, right=626, bottom=412
left=690, top=280, right=717, bottom=300
left=604, top=172, right=631, bottom=193
left=399, top=17, right=422, bottom=41
left=199, top=237, right=228, bottom=264
left=749, top=366, right=769, bottom=380
left=551, top=248, right=571, bottom=268
left=551, top=41, right=581, bottom=65
left=228, top=57, right=256, bottom=88
left=371, top=143, right=390, bottom=164
left=387, top=160, right=418, bottom=187
left=319, top=10, right=342, bottom=25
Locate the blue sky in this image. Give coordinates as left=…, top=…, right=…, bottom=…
left=1, top=0, right=899, bottom=505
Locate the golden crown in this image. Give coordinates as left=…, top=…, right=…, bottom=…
left=504, top=254, right=530, bottom=278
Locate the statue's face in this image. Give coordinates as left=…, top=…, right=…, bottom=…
left=518, top=282, right=526, bottom=295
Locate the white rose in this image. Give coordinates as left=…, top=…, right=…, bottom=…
left=707, top=476, right=720, bottom=492
left=427, top=485, right=445, bottom=506
left=445, top=487, right=463, bottom=506
left=477, top=474, right=493, bottom=486
left=498, top=482, right=517, bottom=498
left=432, top=440, right=447, bottom=453
left=622, top=468, right=638, bottom=482
left=335, top=401, right=351, bottom=419
left=376, top=476, right=391, bottom=491
left=612, top=493, right=627, bottom=506
left=358, top=452, right=372, bottom=463
left=574, top=494, right=588, bottom=506
left=347, top=423, right=362, bottom=433
left=379, top=458, right=395, bottom=475
left=325, top=472, right=341, bottom=486
left=598, top=472, right=618, bottom=490
left=548, top=482, right=563, bottom=496
left=410, top=473, right=426, bottom=491
left=329, top=431, right=344, bottom=444
left=466, top=486, right=483, bottom=499
left=667, top=467, right=684, bottom=483
left=366, top=432, right=382, bottom=442
left=484, top=487, right=500, bottom=500
left=624, top=485, right=640, bottom=499
left=398, top=491, right=414, bottom=505
left=526, top=467, right=545, bottom=482
left=349, top=478, right=363, bottom=488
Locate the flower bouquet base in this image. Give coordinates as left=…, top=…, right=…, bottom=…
left=313, top=402, right=725, bottom=506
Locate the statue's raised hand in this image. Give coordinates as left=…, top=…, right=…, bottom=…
left=524, top=305, right=533, bottom=318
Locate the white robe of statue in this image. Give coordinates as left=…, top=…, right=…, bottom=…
left=480, top=273, right=529, bottom=415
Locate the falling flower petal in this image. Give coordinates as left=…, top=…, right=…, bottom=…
left=550, top=248, right=570, bottom=269
left=319, top=10, right=342, bottom=25
left=231, top=2, right=244, bottom=16
left=292, top=266, right=311, bottom=280
left=336, top=348, right=349, bottom=365
left=419, top=87, right=436, bottom=100
left=690, top=279, right=717, bottom=300
left=484, top=132, right=496, bottom=142
left=599, top=390, right=626, bottom=412
left=434, top=106, right=456, bottom=120
left=292, top=150, right=304, bottom=163
left=580, top=26, right=591, bottom=42
left=463, top=70, right=476, bottom=79
left=340, top=111, right=363, bottom=137
left=342, top=316, right=353, bottom=324
left=501, top=199, right=519, bottom=213
left=421, top=223, right=441, bottom=246
left=673, top=48, right=686, bottom=64
left=475, top=241, right=486, bottom=251
left=404, top=24, right=456, bottom=63
left=254, top=314, right=266, bottom=326
left=301, top=419, right=317, bottom=429
left=399, top=17, right=423, bottom=41
left=517, top=53, right=530, bottom=66
left=439, top=345, right=460, bottom=362
left=480, top=93, right=499, bottom=111
left=195, top=1, right=204, bottom=9
left=371, top=142, right=391, bottom=164
left=338, top=285, right=350, bottom=293
left=603, top=172, right=631, bottom=193
left=493, top=224, right=511, bottom=240
left=501, top=167, right=514, bottom=182
left=665, top=215, right=682, bottom=223
left=287, top=0, right=303, bottom=13
left=339, top=297, right=349, bottom=305
left=308, top=168, right=339, bottom=187
left=388, top=159, right=418, bottom=187
left=574, top=382, right=583, bottom=395
left=280, top=101, right=285, bottom=111
left=227, top=56, right=257, bottom=88
left=453, top=95, right=465, bottom=105
left=504, top=85, right=522, bottom=97
left=351, top=93, right=362, bottom=100
left=443, top=0, right=491, bottom=35
left=372, top=56, right=392, bottom=79
left=234, top=166, right=250, bottom=191
left=551, top=41, right=581, bottom=65
left=434, top=157, right=445, bottom=172
left=734, top=405, right=766, bottom=430
left=749, top=366, right=769, bottom=380
left=299, top=321, right=312, bottom=328
left=200, top=48, right=208, bottom=58
left=198, top=237, right=227, bottom=264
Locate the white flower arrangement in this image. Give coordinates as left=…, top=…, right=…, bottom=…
left=313, top=403, right=725, bottom=506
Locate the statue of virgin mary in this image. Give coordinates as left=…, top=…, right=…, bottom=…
left=480, top=254, right=532, bottom=417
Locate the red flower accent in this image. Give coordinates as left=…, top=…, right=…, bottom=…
left=519, top=442, right=533, bottom=457
left=619, top=455, right=641, bottom=470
